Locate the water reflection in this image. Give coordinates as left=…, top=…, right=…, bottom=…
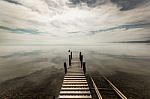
left=0, top=43, right=150, bottom=98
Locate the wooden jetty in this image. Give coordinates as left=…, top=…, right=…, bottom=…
left=59, top=51, right=127, bottom=99
left=58, top=52, right=92, bottom=99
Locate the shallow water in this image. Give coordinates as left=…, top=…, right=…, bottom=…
left=0, top=43, right=150, bottom=98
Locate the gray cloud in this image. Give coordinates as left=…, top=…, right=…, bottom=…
left=2, top=0, right=22, bottom=5
left=68, top=23, right=150, bottom=35
left=67, top=0, right=109, bottom=7
left=111, top=0, right=149, bottom=11
left=2, top=0, right=44, bottom=14
left=89, top=24, right=150, bottom=38
left=0, top=26, right=44, bottom=35
left=67, top=0, right=150, bottom=10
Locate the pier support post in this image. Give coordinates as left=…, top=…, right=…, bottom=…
left=69, top=55, right=71, bottom=66
left=83, top=62, right=86, bottom=74
left=80, top=55, right=83, bottom=68
left=71, top=52, right=72, bottom=59
left=79, top=52, right=81, bottom=59
left=64, top=62, right=67, bottom=74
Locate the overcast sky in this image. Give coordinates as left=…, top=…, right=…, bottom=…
left=0, top=0, right=150, bottom=45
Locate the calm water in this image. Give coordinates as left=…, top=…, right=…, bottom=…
left=0, top=43, right=150, bottom=98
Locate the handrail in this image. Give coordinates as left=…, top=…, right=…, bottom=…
left=90, top=77, right=103, bottom=99
left=103, top=76, right=127, bottom=99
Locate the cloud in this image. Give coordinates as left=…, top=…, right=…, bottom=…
left=67, top=0, right=110, bottom=7
left=111, top=0, right=149, bottom=11
left=0, top=26, right=44, bottom=35
left=0, top=0, right=150, bottom=44
left=91, top=22, right=150, bottom=35
left=2, top=0, right=22, bottom=5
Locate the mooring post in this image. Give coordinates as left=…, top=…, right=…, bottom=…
left=80, top=55, right=83, bottom=68
left=71, top=52, right=72, bottom=59
left=64, top=62, right=67, bottom=74
left=53, top=96, right=55, bottom=99
left=79, top=52, right=81, bottom=59
left=69, top=55, right=71, bottom=66
left=83, top=62, right=86, bottom=74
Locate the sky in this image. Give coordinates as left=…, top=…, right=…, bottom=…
left=0, top=0, right=150, bottom=45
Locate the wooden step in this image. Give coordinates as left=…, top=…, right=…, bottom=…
left=59, top=95, right=92, bottom=99
left=61, top=88, right=90, bottom=91
left=62, top=84, right=88, bottom=87
left=65, top=75, right=85, bottom=78
left=66, top=73, right=84, bottom=76
left=64, top=78, right=86, bottom=80
left=63, top=80, right=87, bottom=82
left=62, top=86, right=89, bottom=88
left=60, top=91, right=91, bottom=95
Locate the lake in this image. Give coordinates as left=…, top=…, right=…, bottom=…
left=0, top=43, right=150, bottom=98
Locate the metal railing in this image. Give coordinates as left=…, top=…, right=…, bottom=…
left=90, top=77, right=103, bottom=99
left=103, top=76, right=127, bottom=99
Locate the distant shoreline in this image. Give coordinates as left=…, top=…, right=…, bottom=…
left=0, top=42, right=150, bottom=46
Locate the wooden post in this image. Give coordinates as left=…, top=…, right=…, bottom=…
left=80, top=55, right=83, bottom=68
left=83, top=62, right=86, bottom=74
left=80, top=54, right=83, bottom=62
left=64, top=62, right=67, bottom=74
left=71, top=52, right=72, bottom=59
left=53, top=96, right=55, bottom=99
left=69, top=55, right=71, bottom=66
left=79, top=52, right=81, bottom=59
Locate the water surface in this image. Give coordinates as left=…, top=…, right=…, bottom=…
left=0, top=43, right=150, bottom=98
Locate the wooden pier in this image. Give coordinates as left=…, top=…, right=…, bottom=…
left=59, top=51, right=127, bottom=99
left=58, top=52, right=92, bottom=99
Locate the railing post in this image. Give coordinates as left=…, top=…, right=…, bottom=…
left=64, top=62, right=67, bottom=74
left=69, top=55, right=71, bottom=66
left=83, top=62, right=86, bottom=74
